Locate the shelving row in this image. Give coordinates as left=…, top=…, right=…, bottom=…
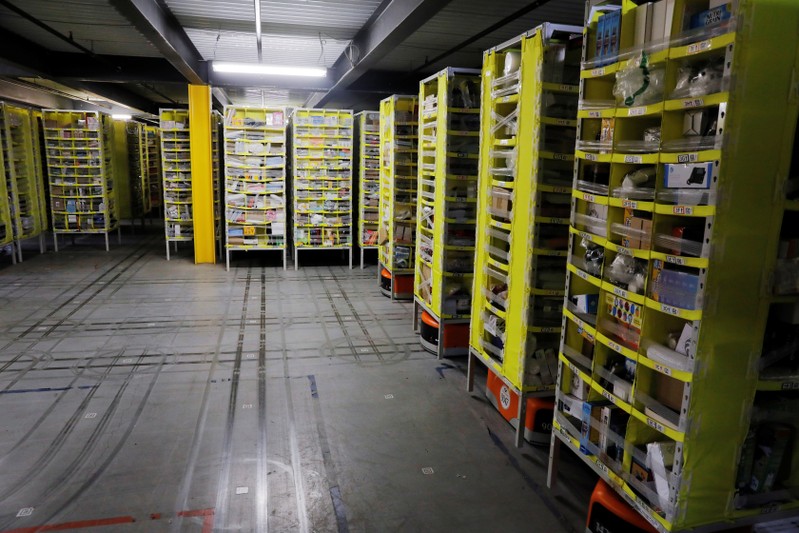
left=412, top=67, right=481, bottom=358
left=466, top=23, right=583, bottom=446
left=0, top=103, right=47, bottom=261
left=126, top=121, right=153, bottom=221
left=378, top=95, right=419, bottom=298
left=291, top=108, right=354, bottom=269
left=223, top=106, right=287, bottom=269
left=356, top=110, right=380, bottom=268
left=42, top=109, right=119, bottom=251
left=547, top=2, right=799, bottom=532
left=160, top=108, right=192, bottom=259
left=145, top=125, right=161, bottom=215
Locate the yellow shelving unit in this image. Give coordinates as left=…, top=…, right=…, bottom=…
left=30, top=110, right=49, bottom=240
left=212, top=110, right=222, bottom=252
left=145, top=125, right=161, bottom=216
left=126, top=121, right=152, bottom=221
left=160, top=108, right=192, bottom=259
left=43, top=110, right=119, bottom=251
left=547, top=1, right=799, bottom=531
left=466, top=24, right=582, bottom=446
left=356, top=110, right=380, bottom=268
left=378, top=95, right=418, bottom=299
left=223, top=106, right=287, bottom=269
left=0, top=117, right=13, bottom=259
left=411, top=67, right=481, bottom=358
left=0, top=103, right=47, bottom=260
left=291, top=108, right=354, bottom=269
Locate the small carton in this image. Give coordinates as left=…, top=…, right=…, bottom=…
left=664, top=162, right=713, bottom=189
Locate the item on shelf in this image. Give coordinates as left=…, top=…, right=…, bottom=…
left=571, top=294, right=599, bottom=316
left=647, top=440, right=676, bottom=510
left=599, top=406, right=629, bottom=464
left=580, top=400, right=609, bottom=455
left=613, top=53, right=665, bottom=107
left=663, top=162, right=712, bottom=189
left=622, top=166, right=657, bottom=190
left=672, top=57, right=725, bottom=99
left=650, top=259, right=701, bottom=309
left=602, top=294, right=643, bottom=349
left=607, top=254, right=647, bottom=294
left=747, top=423, right=794, bottom=494
left=689, top=4, right=733, bottom=30
left=583, top=239, right=605, bottom=277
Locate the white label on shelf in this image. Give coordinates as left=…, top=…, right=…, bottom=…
left=578, top=231, right=594, bottom=243
left=607, top=339, right=625, bottom=355
left=615, top=245, right=632, bottom=257
left=647, top=417, right=666, bottom=433
left=596, top=461, right=609, bottom=475
left=581, top=192, right=596, bottom=202
left=584, top=152, right=598, bottom=161
left=612, top=286, right=629, bottom=299
left=665, top=255, right=686, bottom=266
left=537, top=327, right=556, bottom=333
left=683, top=98, right=705, bottom=108
left=554, top=119, right=571, bottom=126
left=575, top=268, right=589, bottom=282
left=601, top=389, right=616, bottom=404
left=661, top=304, right=680, bottom=316
left=781, top=382, right=799, bottom=390
left=687, top=40, right=712, bottom=55
left=553, top=153, right=571, bottom=161
left=624, top=155, right=643, bottom=164
left=568, top=362, right=581, bottom=376
left=591, top=68, right=605, bottom=77
left=622, top=200, right=638, bottom=209
left=628, top=107, right=646, bottom=117
left=559, top=84, right=573, bottom=92
left=655, top=363, right=673, bottom=376
left=588, top=111, right=602, bottom=118
left=677, top=153, right=699, bottom=163
left=760, top=502, right=781, bottom=514
left=672, top=205, right=694, bottom=215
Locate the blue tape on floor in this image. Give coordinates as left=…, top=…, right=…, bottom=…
left=307, top=374, right=319, bottom=398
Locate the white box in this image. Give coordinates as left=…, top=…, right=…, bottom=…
left=634, top=3, right=654, bottom=45
left=664, top=162, right=713, bottom=189
left=651, top=0, right=668, bottom=41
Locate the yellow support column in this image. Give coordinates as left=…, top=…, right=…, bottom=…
left=188, top=84, right=215, bottom=264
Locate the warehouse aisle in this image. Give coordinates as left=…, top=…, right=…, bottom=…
left=0, top=230, right=595, bottom=532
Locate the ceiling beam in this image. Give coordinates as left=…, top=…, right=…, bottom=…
left=305, top=0, right=454, bottom=108
left=108, top=0, right=207, bottom=84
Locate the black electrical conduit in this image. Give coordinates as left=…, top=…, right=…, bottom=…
left=409, top=0, right=555, bottom=75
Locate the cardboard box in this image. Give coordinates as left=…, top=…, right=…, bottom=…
left=690, top=4, right=733, bottom=29
left=653, top=371, right=684, bottom=413
left=651, top=0, right=667, bottom=41
left=664, top=162, right=713, bottom=189
left=571, top=294, right=599, bottom=316
left=581, top=401, right=610, bottom=455
left=621, top=208, right=652, bottom=250
left=491, top=187, right=511, bottom=218
left=634, top=3, right=653, bottom=46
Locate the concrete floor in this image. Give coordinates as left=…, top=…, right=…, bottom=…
left=0, top=228, right=597, bottom=533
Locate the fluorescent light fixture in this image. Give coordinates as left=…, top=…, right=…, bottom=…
left=112, top=114, right=132, bottom=120
left=212, top=62, right=326, bottom=77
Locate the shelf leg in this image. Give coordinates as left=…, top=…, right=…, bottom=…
left=436, top=321, right=444, bottom=361
left=546, top=432, right=560, bottom=489
left=349, top=247, right=353, bottom=269
left=412, top=300, right=419, bottom=333
left=105, top=232, right=110, bottom=252
left=53, top=234, right=58, bottom=253
left=166, top=240, right=170, bottom=261
left=515, top=392, right=527, bottom=448
left=39, top=234, right=45, bottom=254
left=16, top=241, right=23, bottom=263
left=225, top=248, right=230, bottom=272
left=466, top=350, right=476, bottom=392
left=283, top=248, right=287, bottom=271
left=294, top=248, right=298, bottom=271
left=360, top=248, right=364, bottom=269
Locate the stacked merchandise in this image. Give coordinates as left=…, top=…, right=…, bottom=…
left=291, top=108, right=354, bottom=269
left=1, top=104, right=46, bottom=260
left=467, top=24, right=582, bottom=446
left=43, top=110, right=118, bottom=251
left=160, top=109, right=192, bottom=259
left=549, top=1, right=799, bottom=532
left=145, top=126, right=161, bottom=215
left=223, top=107, right=287, bottom=269
left=378, top=95, right=419, bottom=299
left=413, top=67, right=481, bottom=357
left=126, top=122, right=152, bottom=220
left=356, top=110, right=380, bottom=267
